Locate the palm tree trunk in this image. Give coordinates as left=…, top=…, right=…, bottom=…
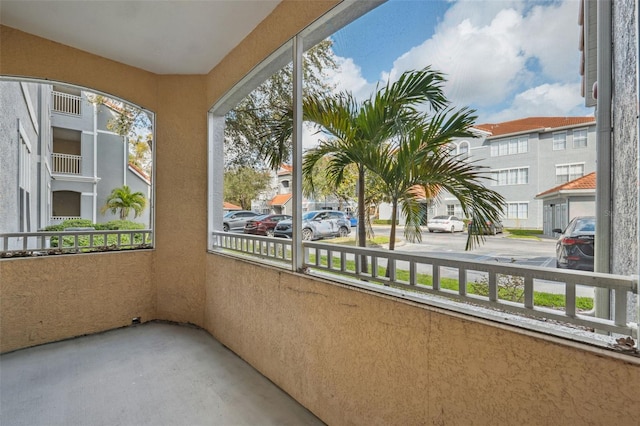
left=389, top=200, right=397, bottom=251
left=385, top=200, right=398, bottom=279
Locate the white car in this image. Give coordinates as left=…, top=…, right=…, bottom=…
left=427, top=215, right=465, bottom=233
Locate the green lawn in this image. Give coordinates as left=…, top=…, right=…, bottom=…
left=505, top=228, right=544, bottom=240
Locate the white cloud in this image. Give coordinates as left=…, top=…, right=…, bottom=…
left=324, top=55, right=377, bottom=101
left=322, top=0, right=588, bottom=128
left=383, top=8, right=529, bottom=107
left=483, top=82, right=589, bottom=123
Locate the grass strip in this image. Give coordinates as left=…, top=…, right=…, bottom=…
left=308, top=253, right=593, bottom=311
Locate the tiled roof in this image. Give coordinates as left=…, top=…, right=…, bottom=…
left=277, top=164, right=293, bottom=175
left=536, top=172, right=596, bottom=198
left=128, top=163, right=150, bottom=183
left=475, top=117, right=595, bottom=137
left=223, top=201, right=242, bottom=210
left=269, top=193, right=292, bottom=206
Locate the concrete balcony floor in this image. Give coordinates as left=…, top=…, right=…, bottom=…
left=1, top=322, right=323, bottom=426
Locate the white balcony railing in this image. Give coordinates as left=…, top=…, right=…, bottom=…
left=52, top=91, right=82, bottom=115
left=0, top=229, right=153, bottom=256
left=49, top=216, right=82, bottom=225
left=211, top=231, right=638, bottom=344
left=52, top=153, right=82, bottom=174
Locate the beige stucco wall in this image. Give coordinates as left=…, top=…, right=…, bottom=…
left=0, top=252, right=154, bottom=353
left=0, top=1, right=337, bottom=348
left=3, top=2, right=640, bottom=423
left=205, top=254, right=640, bottom=425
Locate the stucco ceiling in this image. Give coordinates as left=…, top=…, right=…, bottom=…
left=1, top=0, right=281, bottom=74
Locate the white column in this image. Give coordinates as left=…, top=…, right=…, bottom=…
left=209, top=113, right=225, bottom=250
left=292, top=35, right=304, bottom=272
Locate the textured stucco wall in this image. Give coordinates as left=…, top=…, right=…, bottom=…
left=611, top=0, right=638, bottom=321
left=0, top=252, right=154, bottom=353
left=611, top=0, right=638, bottom=276
left=0, top=0, right=338, bottom=339
left=205, top=254, right=640, bottom=425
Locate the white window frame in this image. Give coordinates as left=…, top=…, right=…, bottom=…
left=553, top=131, right=567, bottom=150
left=506, top=202, right=529, bottom=219
left=555, top=162, right=585, bottom=184
left=490, top=136, right=528, bottom=157
left=490, top=167, right=529, bottom=186
left=573, top=128, right=588, bottom=148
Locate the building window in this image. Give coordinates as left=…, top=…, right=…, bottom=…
left=447, top=204, right=455, bottom=216
left=573, top=129, right=587, bottom=148
left=490, top=136, right=528, bottom=157
left=556, top=163, right=584, bottom=184
left=507, top=202, right=528, bottom=219
left=553, top=132, right=567, bottom=150
left=458, top=141, right=469, bottom=159
left=490, top=167, right=529, bottom=186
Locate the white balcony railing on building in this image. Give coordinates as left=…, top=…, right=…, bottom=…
left=52, top=153, right=82, bottom=174
left=211, top=231, right=638, bottom=343
left=52, top=91, right=82, bottom=115
left=49, top=216, right=82, bottom=225
left=0, top=229, right=153, bottom=256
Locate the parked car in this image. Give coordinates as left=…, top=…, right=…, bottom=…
left=223, top=210, right=259, bottom=232
left=468, top=219, right=504, bottom=235
left=427, top=215, right=465, bottom=233
left=346, top=212, right=357, bottom=227
left=553, top=216, right=595, bottom=271
left=243, top=214, right=291, bottom=237
left=274, top=210, right=351, bottom=240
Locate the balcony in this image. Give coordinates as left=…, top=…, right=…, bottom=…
left=52, top=90, right=81, bottom=116
left=0, top=322, right=322, bottom=425
left=52, top=152, right=81, bottom=175
left=1, top=233, right=638, bottom=425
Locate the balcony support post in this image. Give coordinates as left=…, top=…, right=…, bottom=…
left=292, top=35, right=303, bottom=273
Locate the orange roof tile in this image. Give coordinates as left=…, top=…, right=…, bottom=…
left=536, top=172, right=596, bottom=198
left=277, top=164, right=293, bottom=175
left=269, top=193, right=292, bottom=206
left=223, top=201, right=242, bottom=210
left=475, top=117, right=595, bottom=138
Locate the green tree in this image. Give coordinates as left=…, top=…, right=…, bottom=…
left=299, top=67, right=449, bottom=252
left=303, top=157, right=357, bottom=210
left=367, top=113, right=505, bottom=251
left=223, top=167, right=272, bottom=209
left=101, top=185, right=147, bottom=220
left=225, top=40, right=337, bottom=169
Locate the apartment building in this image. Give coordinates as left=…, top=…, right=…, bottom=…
left=0, top=81, right=151, bottom=242
left=432, top=116, right=596, bottom=229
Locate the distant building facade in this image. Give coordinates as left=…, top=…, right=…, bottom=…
left=0, top=81, right=151, bottom=243
left=430, top=116, right=597, bottom=229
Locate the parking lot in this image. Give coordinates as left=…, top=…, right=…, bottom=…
left=377, top=226, right=557, bottom=267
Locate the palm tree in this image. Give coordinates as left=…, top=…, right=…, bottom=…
left=366, top=110, right=505, bottom=252
left=296, top=67, right=450, bottom=251
left=101, top=185, right=146, bottom=220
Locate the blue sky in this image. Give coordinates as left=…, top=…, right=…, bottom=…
left=325, top=0, right=593, bottom=125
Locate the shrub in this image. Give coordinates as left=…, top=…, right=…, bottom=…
left=470, top=274, right=525, bottom=303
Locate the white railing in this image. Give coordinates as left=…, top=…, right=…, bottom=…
left=52, top=153, right=82, bottom=174
left=211, top=231, right=638, bottom=341
left=0, top=229, right=153, bottom=257
left=49, top=216, right=82, bottom=225
left=52, top=91, right=82, bottom=115
left=212, top=232, right=292, bottom=264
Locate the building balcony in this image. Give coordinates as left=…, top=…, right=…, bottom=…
left=51, top=152, right=82, bottom=175
left=52, top=90, right=82, bottom=116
